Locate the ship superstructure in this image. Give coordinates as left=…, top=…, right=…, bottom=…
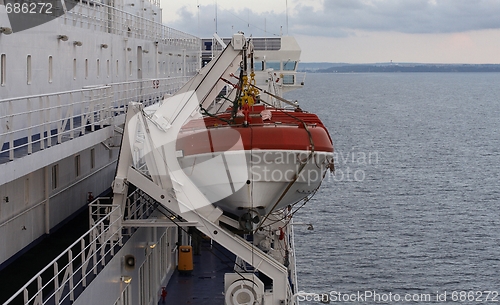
left=0, top=0, right=199, bottom=270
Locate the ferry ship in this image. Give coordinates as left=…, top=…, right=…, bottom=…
left=0, top=1, right=334, bottom=304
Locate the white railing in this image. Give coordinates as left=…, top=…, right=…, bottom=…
left=2, top=189, right=157, bottom=305
left=2, top=202, right=122, bottom=305
left=0, top=76, right=190, bottom=162
left=62, top=0, right=200, bottom=51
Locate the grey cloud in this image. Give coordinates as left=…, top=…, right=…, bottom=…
left=296, top=0, right=500, bottom=35
left=168, top=5, right=287, bottom=38
left=166, top=1, right=500, bottom=38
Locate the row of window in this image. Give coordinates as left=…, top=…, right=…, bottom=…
left=0, top=53, right=294, bottom=88
left=253, top=60, right=297, bottom=71
left=0, top=53, right=198, bottom=87
left=202, top=59, right=298, bottom=72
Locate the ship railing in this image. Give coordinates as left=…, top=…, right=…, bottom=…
left=147, top=0, right=160, bottom=8
left=0, top=76, right=190, bottom=163
left=2, top=202, right=123, bottom=305
left=62, top=0, right=201, bottom=51
left=2, top=188, right=157, bottom=305
left=271, top=71, right=306, bottom=87
left=0, top=85, right=112, bottom=162
left=108, top=76, right=191, bottom=111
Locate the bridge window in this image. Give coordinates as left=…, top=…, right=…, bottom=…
left=254, top=61, right=263, bottom=71
left=283, top=61, right=297, bottom=71
left=266, top=61, right=280, bottom=71
left=283, top=75, right=295, bottom=85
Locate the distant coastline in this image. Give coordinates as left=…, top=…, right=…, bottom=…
left=298, top=63, right=500, bottom=73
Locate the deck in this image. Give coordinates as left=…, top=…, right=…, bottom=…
left=163, top=239, right=235, bottom=304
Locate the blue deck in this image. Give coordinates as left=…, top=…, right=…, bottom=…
left=163, top=240, right=235, bottom=305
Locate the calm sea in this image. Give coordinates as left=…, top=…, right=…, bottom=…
left=288, top=73, right=500, bottom=304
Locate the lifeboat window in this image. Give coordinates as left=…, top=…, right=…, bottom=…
left=48, top=56, right=53, bottom=83
left=283, top=61, right=297, bottom=71
left=1, top=54, right=5, bottom=86
left=27, top=55, right=32, bottom=85
left=266, top=61, right=280, bottom=71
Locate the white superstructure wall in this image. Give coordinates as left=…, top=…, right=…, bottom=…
left=0, top=0, right=201, bottom=267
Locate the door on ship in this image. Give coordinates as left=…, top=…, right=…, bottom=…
left=137, top=46, right=143, bottom=96
left=137, top=46, right=143, bottom=79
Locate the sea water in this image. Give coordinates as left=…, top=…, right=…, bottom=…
left=288, top=73, right=500, bottom=304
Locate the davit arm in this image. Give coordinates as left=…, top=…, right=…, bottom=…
left=111, top=33, right=294, bottom=305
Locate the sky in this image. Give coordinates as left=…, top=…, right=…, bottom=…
left=159, top=0, right=500, bottom=64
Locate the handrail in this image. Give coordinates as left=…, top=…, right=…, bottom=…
left=2, top=189, right=156, bottom=305
left=62, top=0, right=201, bottom=50
left=0, top=86, right=111, bottom=104
left=0, top=76, right=191, bottom=163
left=2, top=203, right=122, bottom=305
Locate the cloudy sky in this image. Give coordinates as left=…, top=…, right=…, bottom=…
left=160, top=0, right=500, bottom=63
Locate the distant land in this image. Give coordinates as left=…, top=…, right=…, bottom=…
left=298, top=62, right=500, bottom=73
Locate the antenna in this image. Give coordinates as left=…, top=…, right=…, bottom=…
left=215, top=0, right=218, bottom=34
left=285, top=0, right=289, bottom=35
